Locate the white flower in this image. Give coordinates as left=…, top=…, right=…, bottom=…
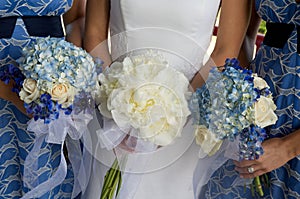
left=99, top=53, right=190, bottom=146
left=253, top=74, right=269, bottom=90
left=195, top=125, right=223, bottom=157
left=97, top=62, right=124, bottom=118
left=254, top=96, right=277, bottom=128
left=50, top=83, right=76, bottom=108
left=19, top=79, right=40, bottom=103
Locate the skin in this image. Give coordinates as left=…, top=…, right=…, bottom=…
left=237, top=0, right=261, bottom=68
left=190, top=0, right=253, bottom=89
left=235, top=133, right=300, bottom=178
left=64, top=0, right=87, bottom=47
left=84, top=0, right=111, bottom=66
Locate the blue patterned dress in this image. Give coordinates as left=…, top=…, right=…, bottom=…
left=0, top=1, right=75, bottom=198
left=197, top=0, right=300, bottom=198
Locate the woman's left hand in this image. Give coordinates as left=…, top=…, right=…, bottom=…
left=234, top=137, right=291, bottom=178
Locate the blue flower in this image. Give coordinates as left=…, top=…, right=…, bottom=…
left=0, top=64, right=25, bottom=93
left=190, top=58, right=271, bottom=160
left=239, top=125, right=268, bottom=160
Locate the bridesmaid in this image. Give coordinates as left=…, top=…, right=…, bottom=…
left=0, top=1, right=76, bottom=198
left=196, top=0, right=300, bottom=198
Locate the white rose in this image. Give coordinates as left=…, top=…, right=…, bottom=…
left=50, top=83, right=76, bottom=108
left=254, top=96, right=278, bottom=128
left=195, top=125, right=223, bottom=158
left=253, top=74, right=269, bottom=90
left=19, top=79, right=40, bottom=103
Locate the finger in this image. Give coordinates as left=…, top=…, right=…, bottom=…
left=234, top=165, right=258, bottom=175
left=239, top=169, right=266, bottom=179
left=234, top=159, right=257, bottom=167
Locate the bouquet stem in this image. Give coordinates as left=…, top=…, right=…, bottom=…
left=254, top=176, right=263, bottom=197
left=251, top=174, right=269, bottom=197
left=100, top=159, right=122, bottom=199
left=100, top=154, right=128, bottom=199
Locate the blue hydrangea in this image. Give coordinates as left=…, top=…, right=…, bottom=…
left=190, top=58, right=270, bottom=160
left=14, top=37, right=103, bottom=123
left=239, top=125, right=268, bottom=160
left=19, top=37, right=99, bottom=92
left=0, top=64, right=25, bottom=93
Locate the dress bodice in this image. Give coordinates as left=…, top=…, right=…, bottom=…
left=110, top=0, right=220, bottom=80
left=0, top=0, right=73, bottom=66
left=0, top=0, right=72, bottom=17
left=255, top=0, right=300, bottom=25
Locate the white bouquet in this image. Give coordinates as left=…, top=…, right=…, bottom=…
left=98, top=51, right=191, bottom=146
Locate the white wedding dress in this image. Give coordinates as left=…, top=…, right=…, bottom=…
left=83, top=0, right=220, bottom=199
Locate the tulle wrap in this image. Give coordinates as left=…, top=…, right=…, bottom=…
left=193, top=137, right=253, bottom=198
left=21, top=110, right=94, bottom=199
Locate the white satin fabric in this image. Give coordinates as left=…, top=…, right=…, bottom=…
left=83, top=0, right=220, bottom=198
left=110, top=0, right=220, bottom=81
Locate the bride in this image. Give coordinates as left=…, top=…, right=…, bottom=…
left=82, top=0, right=252, bottom=198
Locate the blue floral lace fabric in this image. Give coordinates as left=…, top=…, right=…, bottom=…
left=197, top=0, right=300, bottom=198
left=0, top=1, right=75, bottom=198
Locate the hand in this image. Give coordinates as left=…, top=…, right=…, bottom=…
left=234, top=137, right=291, bottom=178
left=116, top=135, right=136, bottom=153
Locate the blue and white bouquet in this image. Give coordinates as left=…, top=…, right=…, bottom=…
left=14, top=37, right=102, bottom=199
left=190, top=58, right=278, bottom=196
left=190, top=58, right=277, bottom=160
left=17, top=37, right=101, bottom=123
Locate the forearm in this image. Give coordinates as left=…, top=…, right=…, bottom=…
left=190, top=0, right=253, bottom=89
left=282, top=129, right=300, bottom=160
left=63, top=0, right=86, bottom=25
left=211, top=0, right=253, bottom=61
left=64, top=0, right=86, bottom=47
left=84, top=0, right=110, bottom=52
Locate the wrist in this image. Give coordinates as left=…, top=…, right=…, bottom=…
left=281, top=131, right=300, bottom=160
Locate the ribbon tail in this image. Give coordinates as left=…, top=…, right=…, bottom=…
left=21, top=144, right=68, bottom=199
left=66, top=137, right=92, bottom=198
left=23, top=134, right=46, bottom=189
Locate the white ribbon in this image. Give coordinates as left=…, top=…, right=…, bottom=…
left=193, top=137, right=252, bottom=198
left=95, top=117, right=196, bottom=199
left=97, top=117, right=128, bottom=150
left=21, top=111, right=93, bottom=199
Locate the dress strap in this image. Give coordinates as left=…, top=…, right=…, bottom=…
left=0, top=16, right=65, bottom=39
left=264, top=22, right=299, bottom=53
